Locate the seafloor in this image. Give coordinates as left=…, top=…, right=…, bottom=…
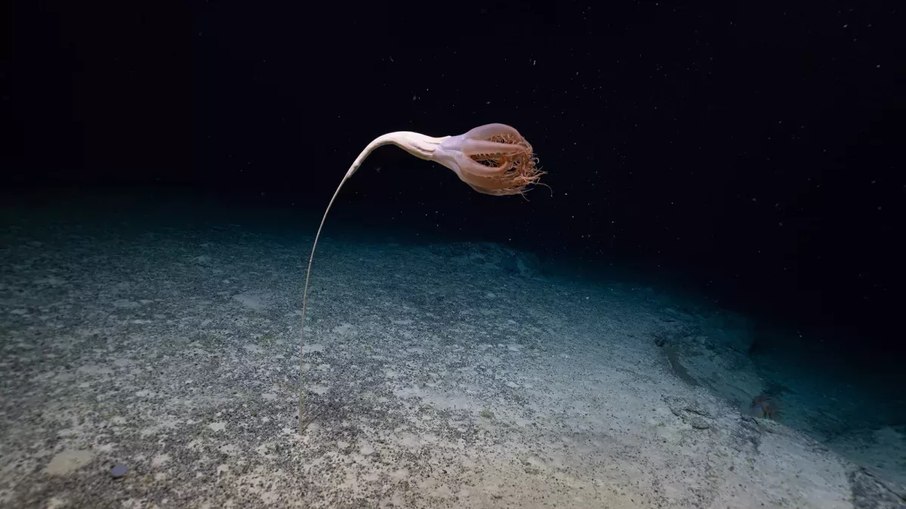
left=1, top=190, right=903, bottom=508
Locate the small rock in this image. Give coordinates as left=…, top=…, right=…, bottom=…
left=687, top=415, right=711, bottom=430
left=654, top=334, right=667, bottom=347
left=111, top=464, right=128, bottom=479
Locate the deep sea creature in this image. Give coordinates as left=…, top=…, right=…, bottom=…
left=750, top=394, right=779, bottom=419
left=298, top=124, right=545, bottom=432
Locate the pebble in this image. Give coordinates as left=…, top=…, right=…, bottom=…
left=111, top=464, right=128, bottom=479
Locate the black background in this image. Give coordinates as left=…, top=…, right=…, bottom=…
left=4, top=1, right=904, bottom=355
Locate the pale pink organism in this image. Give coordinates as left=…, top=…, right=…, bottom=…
left=750, top=394, right=779, bottom=420
left=297, top=124, right=545, bottom=431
